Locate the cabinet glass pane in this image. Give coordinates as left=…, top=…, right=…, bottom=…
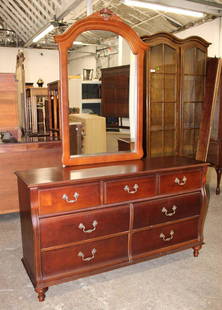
left=151, top=103, right=163, bottom=130
left=164, top=74, right=176, bottom=102
left=164, top=130, right=176, bottom=155
left=183, top=103, right=194, bottom=129
left=195, top=76, right=204, bottom=101
left=182, top=129, right=195, bottom=156
left=184, top=47, right=196, bottom=74
left=194, top=102, right=202, bottom=128
left=164, top=102, right=176, bottom=129
left=183, top=76, right=204, bottom=102
left=150, top=44, right=164, bottom=73
left=196, top=48, right=206, bottom=75
left=150, top=131, right=163, bottom=156
left=151, top=74, right=164, bottom=102
left=164, top=45, right=177, bottom=74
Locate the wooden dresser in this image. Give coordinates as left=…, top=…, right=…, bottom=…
left=16, top=156, right=208, bottom=301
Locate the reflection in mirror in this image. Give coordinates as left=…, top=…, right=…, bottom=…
left=67, top=30, right=137, bottom=158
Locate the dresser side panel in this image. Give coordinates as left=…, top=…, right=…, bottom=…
left=17, top=178, right=37, bottom=286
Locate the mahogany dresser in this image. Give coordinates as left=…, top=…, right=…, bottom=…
left=16, top=156, right=208, bottom=301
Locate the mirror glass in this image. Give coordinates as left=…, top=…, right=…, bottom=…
left=67, top=30, right=138, bottom=158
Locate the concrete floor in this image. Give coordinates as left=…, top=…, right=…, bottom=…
left=0, top=168, right=222, bottom=310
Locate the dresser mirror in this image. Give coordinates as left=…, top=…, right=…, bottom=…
left=55, top=9, right=147, bottom=166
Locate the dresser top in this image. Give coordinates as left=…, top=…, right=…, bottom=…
left=15, top=156, right=208, bottom=188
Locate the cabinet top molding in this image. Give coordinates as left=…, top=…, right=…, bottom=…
left=141, top=32, right=210, bottom=48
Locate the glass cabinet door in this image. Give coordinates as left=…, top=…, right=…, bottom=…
left=147, top=43, right=178, bottom=157
left=181, top=46, right=206, bottom=157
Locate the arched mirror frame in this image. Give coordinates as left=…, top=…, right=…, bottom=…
left=55, top=9, right=147, bottom=166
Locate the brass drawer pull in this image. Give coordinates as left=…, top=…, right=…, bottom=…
left=78, top=220, right=98, bottom=233
left=161, top=205, right=177, bottom=217
left=174, top=176, right=187, bottom=186
left=62, top=192, right=79, bottom=203
left=160, top=230, right=174, bottom=242
left=124, top=184, right=139, bottom=194
left=78, top=248, right=96, bottom=262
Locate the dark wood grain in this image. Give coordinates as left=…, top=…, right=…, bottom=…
left=15, top=156, right=208, bottom=188
left=39, top=182, right=101, bottom=215
left=132, top=218, right=199, bottom=256
left=104, top=175, right=156, bottom=204
left=41, top=234, right=129, bottom=277
left=133, top=192, right=201, bottom=228
left=40, top=205, right=130, bottom=248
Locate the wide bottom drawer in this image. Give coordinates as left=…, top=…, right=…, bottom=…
left=132, top=218, right=199, bottom=256
left=41, top=234, right=129, bottom=277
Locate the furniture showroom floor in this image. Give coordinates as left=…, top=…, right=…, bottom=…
left=0, top=167, right=222, bottom=310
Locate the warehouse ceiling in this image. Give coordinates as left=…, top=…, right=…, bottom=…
left=0, top=0, right=222, bottom=49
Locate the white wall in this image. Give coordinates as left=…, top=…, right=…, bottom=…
left=176, top=17, right=222, bottom=57
left=0, top=47, right=59, bottom=86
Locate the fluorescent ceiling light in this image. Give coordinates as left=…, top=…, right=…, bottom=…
left=33, top=25, right=54, bottom=43
left=73, top=41, right=97, bottom=46
left=73, top=41, right=88, bottom=45
left=123, top=0, right=205, bottom=18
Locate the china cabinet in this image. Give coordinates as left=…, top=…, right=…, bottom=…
left=142, top=33, right=210, bottom=159
left=16, top=9, right=209, bottom=302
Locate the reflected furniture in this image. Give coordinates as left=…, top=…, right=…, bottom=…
left=142, top=33, right=209, bottom=158
left=69, top=122, right=83, bottom=155
left=47, top=80, right=60, bottom=138
left=16, top=9, right=209, bottom=302
left=101, top=65, right=129, bottom=128
left=69, top=114, right=106, bottom=154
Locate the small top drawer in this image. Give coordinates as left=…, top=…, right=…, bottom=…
left=39, top=182, right=100, bottom=215
left=159, top=169, right=202, bottom=195
left=104, top=175, right=156, bottom=204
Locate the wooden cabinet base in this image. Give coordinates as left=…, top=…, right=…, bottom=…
left=16, top=156, right=209, bottom=301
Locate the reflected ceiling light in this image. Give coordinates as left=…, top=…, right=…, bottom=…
left=32, top=24, right=54, bottom=43
left=73, top=41, right=97, bottom=46
left=123, top=0, right=205, bottom=18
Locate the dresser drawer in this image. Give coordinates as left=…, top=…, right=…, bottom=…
left=39, top=182, right=101, bottom=215
left=159, top=169, right=202, bottom=195
left=133, top=192, right=201, bottom=229
left=41, top=235, right=129, bottom=277
left=104, top=175, right=156, bottom=204
left=132, top=218, right=199, bottom=256
left=40, top=205, right=130, bottom=248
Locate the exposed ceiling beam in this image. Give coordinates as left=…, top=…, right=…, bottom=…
left=56, top=0, right=84, bottom=20
left=0, top=1, right=30, bottom=40
left=24, top=0, right=83, bottom=47
left=16, top=0, right=43, bottom=29
left=142, top=0, right=222, bottom=16
left=0, top=7, right=27, bottom=42
left=6, top=0, right=38, bottom=34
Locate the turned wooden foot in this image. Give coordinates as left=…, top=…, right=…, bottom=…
left=35, top=287, right=48, bottom=302
left=215, top=167, right=222, bottom=195
left=193, top=246, right=201, bottom=257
